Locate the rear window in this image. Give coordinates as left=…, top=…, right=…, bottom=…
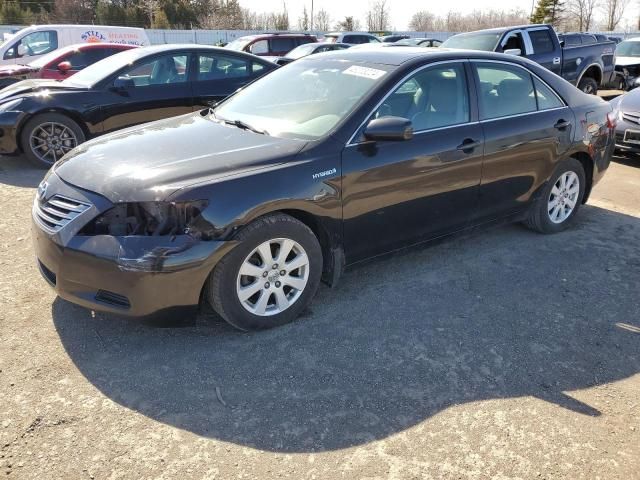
left=270, top=38, right=296, bottom=53
left=529, top=30, right=555, bottom=54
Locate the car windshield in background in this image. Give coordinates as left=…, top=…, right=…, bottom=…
left=62, top=48, right=146, bottom=87
left=225, top=38, right=251, bottom=51
left=286, top=44, right=316, bottom=59
left=617, top=41, right=640, bottom=57
left=213, top=59, right=392, bottom=140
left=28, top=46, right=77, bottom=68
left=441, top=32, right=502, bottom=51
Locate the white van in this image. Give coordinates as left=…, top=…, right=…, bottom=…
left=0, top=25, right=150, bottom=66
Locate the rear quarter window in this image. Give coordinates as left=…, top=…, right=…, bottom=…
left=529, top=30, right=555, bottom=54
left=270, top=38, right=296, bottom=53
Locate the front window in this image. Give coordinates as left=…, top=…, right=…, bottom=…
left=63, top=48, right=148, bottom=87
left=617, top=41, right=640, bottom=57
left=213, top=59, right=392, bottom=140
left=441, top=32, right=501, bottom=51
left=4, top=30, right=58, bottom=60
left=371, top=63, right=469, bottom=131
left=117, top=54, right=188, bottom=86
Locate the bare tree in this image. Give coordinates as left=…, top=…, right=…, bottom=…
left=409, top=10, right=436, bottom=31
left=568, top=0, right=599, bottom=30
left=366, top=0, right=390, bottom=31
left=315, top=8, right=331, bottom=31
left=336, top=15, right=361, bottom=31
left=297, top=5, right=309, bottom=30
left=602, top=0, right=631, bottom=30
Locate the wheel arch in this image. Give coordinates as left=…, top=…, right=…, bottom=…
left=16, top=108, right=91, bottom=153
left=570, top=151, right=594, bottom=203
left=577, top=64, right=603, bottom=87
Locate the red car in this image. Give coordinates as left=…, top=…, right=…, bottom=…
left=0, top=43, right=137, bottom=88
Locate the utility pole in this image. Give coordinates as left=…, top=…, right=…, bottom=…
left=310, top=0, right=314, bottom=31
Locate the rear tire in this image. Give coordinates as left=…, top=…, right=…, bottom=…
left=207, top=213, right=323, bottom=331
left=21, top=113, right=85, bottom=169
left=524, top=158, right=586, bottom=234
left=577, top=77, right=598, bottom=95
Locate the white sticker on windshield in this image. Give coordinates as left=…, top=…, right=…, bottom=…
left=343, top=65, right=386, bottom=80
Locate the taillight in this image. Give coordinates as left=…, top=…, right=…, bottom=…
left=607, top=111, right=617, bottom=129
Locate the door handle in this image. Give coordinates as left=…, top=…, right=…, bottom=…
left=456, top=138, right=482, bottom=152
left=554, top=119, right=571, bottom=130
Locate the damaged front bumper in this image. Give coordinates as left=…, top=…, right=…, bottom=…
left=31, top=173, right=233, bottom=317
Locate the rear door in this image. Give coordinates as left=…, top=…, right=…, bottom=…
left=525, top=27, right=562, bottom=76
left=342, top=61, right=484, bottom=260
left=191, top=51, right=272, bottom=109
left=471, top=60, right=573, bottom=222
left=99, top=51, right=194, bottom=134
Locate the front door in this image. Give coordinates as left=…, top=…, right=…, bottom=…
left=100, top=52, right=193, bottom=134
left=342, top=61, right=484, bottom=261
left=471, top=61, right=574, bottom=221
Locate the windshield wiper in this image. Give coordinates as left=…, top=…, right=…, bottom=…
left=223, top=118, right=269, bottom=136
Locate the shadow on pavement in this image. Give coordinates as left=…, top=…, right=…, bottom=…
left=52, top=204, right=640, bottom=452
left=0, top=155, right=44, bottom=188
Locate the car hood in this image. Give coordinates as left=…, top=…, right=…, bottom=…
left=615, top=56, right=640, bottom=67
left=611, top=89, right=640, bottom=113
left=0, top=78, right=80, bottom=101
left=54, top=112, right=307, bottom=203
left=0, top=64, right=36, bottom=78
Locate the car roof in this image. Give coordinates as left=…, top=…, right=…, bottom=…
left=451, top=24, right=548, bottom=35
left=312, top=47, right=540, bottom=66
left=235, top=33, right=315, bottom=40
left=325, top=32, right=376, bottom=36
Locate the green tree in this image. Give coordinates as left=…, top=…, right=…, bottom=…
left=530, top=0, right=565, bottom=25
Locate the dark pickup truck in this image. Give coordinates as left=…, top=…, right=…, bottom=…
left=442, top=24, right=616, bottom=94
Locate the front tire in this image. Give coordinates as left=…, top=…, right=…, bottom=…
left=524, top=158, right=586, bottom=234
left=577, top=77, right=598, bottom=95
left=21, top=113, right=85, bottom=169
left=207, top=213, right=323, bottom=331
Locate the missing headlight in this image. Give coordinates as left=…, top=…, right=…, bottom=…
left=80, top=201, right=208, bottom=237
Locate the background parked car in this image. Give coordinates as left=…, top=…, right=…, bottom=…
left=0, top=44, right=276, bottom=167
left=442, top=24, right=616, bottom=94
left=323, top=32, right=381, bottom=45
left=275, top=42, right=350, bottom=66
left=610, top=88, right=640, bottom=155
left=0, top=24, right=149, bottom=67
left=393, top=38, right=443, bottom=47
left=614, top=38, right=640, bottom=90
left=225, top=33, right=316, bottom=57
left=0, top=43, right=137, bottom=89
left=381, top=34, right=410, bottom=43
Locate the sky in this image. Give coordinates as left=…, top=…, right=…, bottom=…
left=238, top=0, right=640, bottom=31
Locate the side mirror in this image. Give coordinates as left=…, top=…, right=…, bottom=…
left=57, top=61, right=72, bottom=73
left=364, top=116, right=413, bottom=142
left=17, top=44, right=26, bottom=57
left=503, top=48, right=522, bottom=56
left=112, top=76, right=135, bottom=90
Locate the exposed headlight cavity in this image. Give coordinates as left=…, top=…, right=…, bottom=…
left=80, top=201, right=208, bottom=237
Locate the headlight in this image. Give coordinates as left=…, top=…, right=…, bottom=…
left=80, top=200, right=209, bottom=237
left=0, top=98, right=22, bottom=113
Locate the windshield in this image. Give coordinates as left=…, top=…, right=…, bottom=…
left=286, top=43, right=316, bottom=59
left=226, top=38, right=251, bottom=51
left=213, top=59, right=391, bottom=140
left=442, top=32, right=501, bottom=51
left=617, top=40, right=640, bottom=57
left=28, top=46, right=76, bottom=68
left=62, top=48, right=143, bottom=87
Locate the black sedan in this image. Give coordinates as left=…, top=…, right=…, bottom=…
left=0, top=44, right=276, bottom=167
left=610, top=89, right=640, bottom=155
left=32, top=49, right=615, bottom=331
left=275, top=42, right=350, bottom=66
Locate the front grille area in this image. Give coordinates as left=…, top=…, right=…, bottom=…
left=622, top=112, right=640, bottom=126
left=34, top=195, right=91, bottom=233
left=95, top=290, right=131, bottom=309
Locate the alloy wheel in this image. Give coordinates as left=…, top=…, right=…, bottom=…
left=29, top=122, right=78, bottom=165
left=548, top=171, right=580, bottom=224
left=236, top=238, right=310, bottom=316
